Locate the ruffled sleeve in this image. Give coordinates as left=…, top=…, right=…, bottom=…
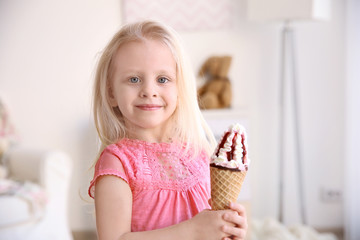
left=88, top=146, right=129, bottom=199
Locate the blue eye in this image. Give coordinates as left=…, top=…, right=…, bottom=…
left=158, top=77, right=168, bottom=83
left=129, top=77, right=140, bottom=83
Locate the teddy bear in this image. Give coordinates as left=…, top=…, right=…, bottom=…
left=197, top=56, right=232, bottom=109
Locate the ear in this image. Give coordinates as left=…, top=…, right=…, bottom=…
left=198, top=57, right=211, bottom=77
left=218, top=56, right=232, bottom=77
left=108, top=86, right=118, bottom=107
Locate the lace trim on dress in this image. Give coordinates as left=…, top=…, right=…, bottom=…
left=120, top=139, right=209, bottom=191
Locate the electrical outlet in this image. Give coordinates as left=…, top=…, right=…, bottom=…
left=320, top=187, right=342, bottom=203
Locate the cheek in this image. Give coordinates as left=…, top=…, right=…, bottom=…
left=114, top=91, right=130, bottom=111
left=116, top=87, right=135, bottom=101
left=168, top=89, right=178, bottom=107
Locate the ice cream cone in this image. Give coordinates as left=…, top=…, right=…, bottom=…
left=210, top=166, right=247, bottom=210
left=209, top=123, right=249, bottom=210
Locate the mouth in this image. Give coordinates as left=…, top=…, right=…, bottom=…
left=136, top=104, right=163, bottom=111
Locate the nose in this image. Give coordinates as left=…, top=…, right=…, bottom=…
left=140, top=81, right=158, bottom=98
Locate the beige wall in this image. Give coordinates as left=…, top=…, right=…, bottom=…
left=0, top=0, right=345, bottom=231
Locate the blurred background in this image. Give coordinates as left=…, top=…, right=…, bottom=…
left=0, top=0, right=359, bottom=240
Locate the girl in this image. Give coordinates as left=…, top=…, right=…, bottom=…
left=88, top=20, right=248, bottom=240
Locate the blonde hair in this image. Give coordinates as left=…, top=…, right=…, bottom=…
left=92, top=20, right=215, bottom=157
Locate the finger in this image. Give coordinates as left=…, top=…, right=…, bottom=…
left=229, top=202, right=247, bottom=218
left=221, top=225, right=246, bottom=239
left=223, top=212, right=247, bottom=228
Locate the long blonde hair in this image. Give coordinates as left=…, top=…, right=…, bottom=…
left=92, top=20, right=215, bottom=158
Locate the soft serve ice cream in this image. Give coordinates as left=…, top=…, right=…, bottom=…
left=210, top=123, right=250, bottom=171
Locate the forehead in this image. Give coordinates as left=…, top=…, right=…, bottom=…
left=113, top=39, right=176, bottom=69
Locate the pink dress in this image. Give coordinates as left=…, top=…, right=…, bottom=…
left=88, top=138, right=211, bottom=231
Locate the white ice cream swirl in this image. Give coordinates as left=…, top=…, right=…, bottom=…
left=210, top=123, right=250, bottom=171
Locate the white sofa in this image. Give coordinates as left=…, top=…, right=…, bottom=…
left=0, top=148, right=73, bottom=240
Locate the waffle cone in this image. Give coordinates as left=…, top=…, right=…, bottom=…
left=210, top=166, right=247, bottom=210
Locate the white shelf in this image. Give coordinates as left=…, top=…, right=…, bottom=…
left=201, top=107, right=249, bottom=140
left=201, top=107, right=248, bottom=118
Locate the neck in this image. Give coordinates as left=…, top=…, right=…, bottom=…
left=125, top=125, right=173, bottom=143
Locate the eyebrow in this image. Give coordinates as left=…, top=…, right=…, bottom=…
left=118, top=69, right=176, bottom=76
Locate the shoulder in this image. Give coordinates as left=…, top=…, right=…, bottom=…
left=102, top=139, right=129, bottom=155
left=183, top=143, right=210, bottom=161
left=100, top=139, right=141, bottom=160
left=172, top=142, right=210, bottom=166
left=96, top=139, right=139, bottom=169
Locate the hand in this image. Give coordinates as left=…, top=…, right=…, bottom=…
left=189, top=209, right=236, bottom=240
left=221, top=202, right=248, bottom=240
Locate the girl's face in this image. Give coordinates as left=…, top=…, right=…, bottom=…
left=109, top=39, right=178, bottom=141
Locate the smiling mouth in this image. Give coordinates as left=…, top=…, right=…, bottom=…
left=136, top=104, right=163, bottom=111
